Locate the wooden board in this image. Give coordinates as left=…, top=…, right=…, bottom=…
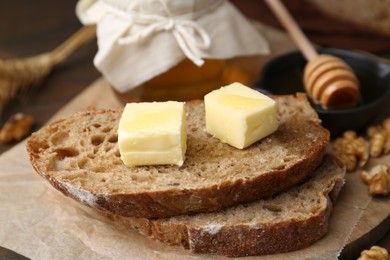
left=341, top=157, right=390, bottom=259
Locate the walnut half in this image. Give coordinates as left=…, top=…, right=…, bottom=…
left=0, top=113, right=35, bottom=144
left=367, top=118, right=390, bottom=158
left=361, top=165, right=390, bottom=196
left=357, top=245, right=389, bottom=260
left=330, top=130, right=369, bottom=172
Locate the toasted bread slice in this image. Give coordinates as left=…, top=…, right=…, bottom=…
left=27, top=95, right=329, bottom=218
left=118, top=155, right=345, bottom=257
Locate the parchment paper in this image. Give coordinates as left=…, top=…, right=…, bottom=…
left=0, top=78, right=376, bottom=260
left=0, top=24, right=387, bottom=260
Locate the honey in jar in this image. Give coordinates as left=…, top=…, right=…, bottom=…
left=114, top=56, right=264, bottom=103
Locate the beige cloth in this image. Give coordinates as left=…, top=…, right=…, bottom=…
left=76, top=0, right=270, bottom=93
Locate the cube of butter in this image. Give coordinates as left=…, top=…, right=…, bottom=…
left=205, top=82, right=278, bottom=149
left=118, top=101, right=186, bottom=166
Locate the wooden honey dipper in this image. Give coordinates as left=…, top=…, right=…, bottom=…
left=265, top=0, right=360, bottom=109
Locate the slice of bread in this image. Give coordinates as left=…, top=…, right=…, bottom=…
left=27, top=94, right=330, bottom=218
left=116, top=155, right=345, bottom=257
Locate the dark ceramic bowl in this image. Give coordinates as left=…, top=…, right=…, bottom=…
left=253, top=48, right=390, bottom=137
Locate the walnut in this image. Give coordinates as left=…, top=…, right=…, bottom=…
left=0, top=113, right=35, bottom=144
left=367, top=118, right=390, bottom=157
left=331, top=130, right=369, bottom=172
left=383, top=118, right=390, bottom=130
left=361, top=164, right=390, bottom=196
left=367, top=125, right=385, bottom=157
left=357, top=245, right=389, bottom=260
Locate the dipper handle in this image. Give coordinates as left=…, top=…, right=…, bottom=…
left=264, top=0, right=360, bottom=109
left=264, top=0, right=317, bottom=61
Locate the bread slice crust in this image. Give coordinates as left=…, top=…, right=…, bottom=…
left=114, top=155, right=345, bottom=257
left=27, top=95, right=330, bottom=218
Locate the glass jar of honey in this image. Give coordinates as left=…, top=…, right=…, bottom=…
left=76, top=0, right=270, bottom=102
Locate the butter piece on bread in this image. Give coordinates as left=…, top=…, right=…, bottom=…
left=118, top=101, right=186, bottom=166
left=205, top=82, right=278, bottom=149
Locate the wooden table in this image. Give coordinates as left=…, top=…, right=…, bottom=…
left=1, top=1, right=389, bottom=259
left=0, top=0, right=100, bottom=154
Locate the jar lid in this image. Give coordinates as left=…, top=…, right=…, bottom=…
left=77, top=0, right=270, bottom=93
